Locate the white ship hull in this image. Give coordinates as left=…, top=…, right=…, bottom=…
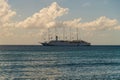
left=41, top=40, right=91, bottom=46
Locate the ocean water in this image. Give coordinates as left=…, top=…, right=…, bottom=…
left=0, top=45, right=120, bottom=80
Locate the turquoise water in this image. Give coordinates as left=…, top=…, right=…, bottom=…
left=0, top=46, right=120, bottom=80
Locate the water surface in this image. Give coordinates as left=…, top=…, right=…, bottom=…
left=0, top=45, right=120, bottom=80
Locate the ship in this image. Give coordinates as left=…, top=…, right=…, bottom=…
left=41, top=36, right=91, bottom=46
left=41, top=27, right=91, bottom=46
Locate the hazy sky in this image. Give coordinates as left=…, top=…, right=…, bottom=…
left=0, top=0, right=120, bottom=45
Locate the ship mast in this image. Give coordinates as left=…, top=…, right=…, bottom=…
left=47, top=28, right=50, bottom=41
left=76, top=27, right=78, bottom=40
left=70, top=27, right=71, bottom=41
left=63, top=26, right=65, bottom=40
left=55, top=26, right=58, bottom=40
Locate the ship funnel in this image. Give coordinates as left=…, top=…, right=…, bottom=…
left=56, top=36, right=58, bottom=41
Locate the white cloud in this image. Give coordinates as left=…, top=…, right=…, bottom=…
left=63, top=16, right=118, bottom=31
left=81, top=16, right=118, bottom=31
left=63, top=18, right=82, bottom=28
left=16, top=2, right=68, bottom=29
left=114, top=26, right=120, bottom=30
left=0, top=0, right=16, bottom=24
left=1, top=1, right=118, bottom=32
left=0, top=0, right=16, bottom=42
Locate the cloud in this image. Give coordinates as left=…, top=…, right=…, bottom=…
left=114, top=26, right=120, bottom=30
left=16, top=2, right=68, bottom=29
left=63, top=16, right=118, bottom=31
left=2, top=1, right=118, bottom=32
left=0, top=0, right=16, bottom=24
left=0, top=0, right=16, bottom=41
left=63, top=18, right=82, bottom=28
left=81, top=16, right=118, bottom=31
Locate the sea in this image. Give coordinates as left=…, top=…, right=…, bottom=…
left=0, top=45, right=120, bottom=80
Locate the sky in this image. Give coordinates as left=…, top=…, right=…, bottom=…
left=0, top=0, right=120, bottom=45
